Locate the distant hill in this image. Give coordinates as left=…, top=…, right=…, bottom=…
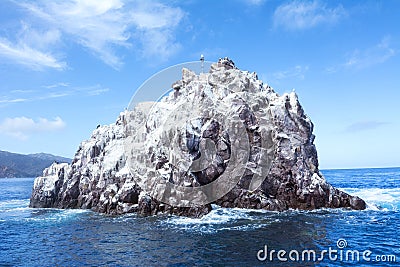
left=27, top=153, right=71, bottom=163
left=0, top=150, right=71, bottom=178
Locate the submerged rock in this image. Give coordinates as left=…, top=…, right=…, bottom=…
left=30, top=58, right=366, bottom=217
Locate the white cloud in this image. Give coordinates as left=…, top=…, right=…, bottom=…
left=344, top=36, right=396, bottom=69
left=86, top=87, right=110, bottom=96
left=49, top=84, right=109, bottom=98
left=0, top=83, right=109, bottom=107
left=138, top=29, right=182, bottom=60
left=0, top=98, right=28, bottom=104
left=327, top=36, right=396, bottom=72
left=0, top=116, right=66, bottom=140
left=273, top=0, right=346, bottom=30
left=241, top=0, right=266, bottom=6
left=345, top=121, right=388, bottom=133
left=272, top=65, right=309, bottom=81
left=15, top=0, right=185, bottom=69
left=129, top=2, right=183, bottom=29
left=0, top=37, right=66, bottom=70
left=18, top=22, right=61, bottom=51
left=42, top=83, right=69, bottom=89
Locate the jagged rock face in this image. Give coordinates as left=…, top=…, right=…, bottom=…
left=30, top=58, right=366, bottom=217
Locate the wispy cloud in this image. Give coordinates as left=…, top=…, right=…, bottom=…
left=0, top=98, right=28, bottom=104
left=327, top=36, right=396, bottom=72
left=125, top=1, right=184, bottom=60
left=0, top=83, right=109, bottom=106
left=42, top=82, right=69, bottom=89
left=11, top=0, right=184, bottom=69
left=344, top=36, right=396, bottom=69
left=137, top=29, right=181, bottom=61
left=241, top=0, right=266, bottom=6
left=0, top=36, right=66, bottom=71
left=345, top=121, right=388, bottom=133
left=0, top=116, right=66, bottom=140
left=272, top=65, right=309, bottom=81
left=10, top=89, right=35, bottom=94
left=273, top=0, right=347, bottom=30
left=86, top=87, right=110, bottom=96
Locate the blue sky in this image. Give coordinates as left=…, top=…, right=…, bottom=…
left=0, top=0, right=399, bottom=169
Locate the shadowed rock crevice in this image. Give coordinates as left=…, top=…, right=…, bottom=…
left=30, top=57, right=366, bottom=217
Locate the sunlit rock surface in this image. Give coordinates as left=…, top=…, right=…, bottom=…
left=30, top=58, right=366, bottom=217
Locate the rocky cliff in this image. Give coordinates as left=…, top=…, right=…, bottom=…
left=30, top=58, right=366, bottom=217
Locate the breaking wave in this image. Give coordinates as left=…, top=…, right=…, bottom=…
left=341, top=187, right=400, bottom=211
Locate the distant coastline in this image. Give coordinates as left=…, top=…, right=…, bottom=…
left=321, top=166, right=400, bottom=172
left=322, top=166, right=400, bottom=171
left=0, top=150, right=71, bottom=178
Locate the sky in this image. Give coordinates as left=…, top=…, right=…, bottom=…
left=0, top=0, right=399, bottom=169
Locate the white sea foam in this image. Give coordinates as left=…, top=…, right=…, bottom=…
left=3, top=206, right=31, bottom=212
left=340, top=187, right=400, bottom=211
left=161, top=206, right=279, bottom=233
left=168, top=206, right=272, bottom=225
left=0, top=199, right=30, bottom=211
left=24, top=208, right=91, bottom=222
left=161, top=187, right=400, bottom=233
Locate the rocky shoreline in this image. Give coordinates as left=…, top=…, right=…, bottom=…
left=30, top=58, right=366, bottom=217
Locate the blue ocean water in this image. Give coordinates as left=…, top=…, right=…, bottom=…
left=0, top=168, right=399, bottom=266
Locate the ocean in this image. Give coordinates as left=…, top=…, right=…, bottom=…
left=0, top=168, right=399, bottom=266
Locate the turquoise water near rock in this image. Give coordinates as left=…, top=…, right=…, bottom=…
left=0, top=168, right=399, bottom=266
